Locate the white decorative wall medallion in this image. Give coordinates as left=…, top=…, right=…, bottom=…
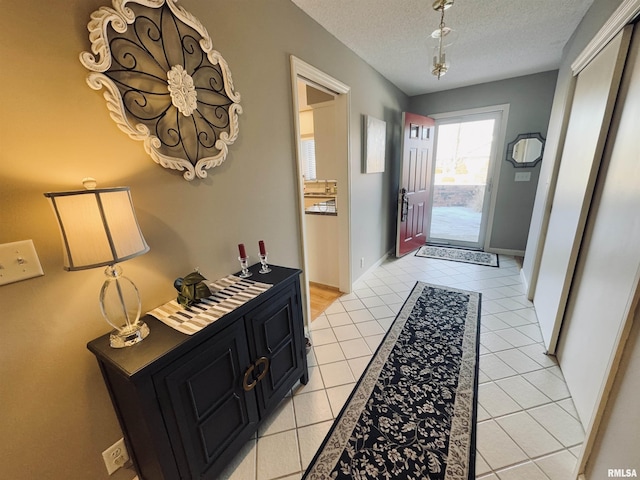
left=80, top=0, right=242, bottom=181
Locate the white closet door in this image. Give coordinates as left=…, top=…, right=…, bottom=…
left=534, top=28, right=631, bottom=353
left=558, top=24, right=640, bottom=428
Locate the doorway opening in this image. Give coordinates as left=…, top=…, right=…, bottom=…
left=290, top=56, right=352, bottom=330
left=309, top=283, right=342, bottom=320
left=428, top=106, right=508, bottom=250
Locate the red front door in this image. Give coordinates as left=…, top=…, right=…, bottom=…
left=395, top=112, right=435, bottom=257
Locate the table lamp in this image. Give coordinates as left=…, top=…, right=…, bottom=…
left=44, top=179, right=150, bottom=348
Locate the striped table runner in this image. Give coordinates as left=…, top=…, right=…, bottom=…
left=147, top=275, right=272, bottom=335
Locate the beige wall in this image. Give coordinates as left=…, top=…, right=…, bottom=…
left=0, top=1, right=407, bottom=478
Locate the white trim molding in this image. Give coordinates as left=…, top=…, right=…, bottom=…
left=572, top=0, right=640, bottom=75
left=291, top=57, right=350, bottom=96
left=353, top=249, right=392, bottom=286
left=486, top=247, right=525, bottom=257
left=519, top=267, right=529, bottom=296
left=290, top=55, right=352, bottom=331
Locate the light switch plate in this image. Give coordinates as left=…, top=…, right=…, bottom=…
left=0, top=240, right=44, bottom=286
left=515, top=172, right=531, bottom=182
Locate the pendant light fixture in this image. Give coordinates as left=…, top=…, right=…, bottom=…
left=431, top=0, right=455, bottom=79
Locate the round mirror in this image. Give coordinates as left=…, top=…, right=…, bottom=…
left=506, top=133, right=545, bottom=168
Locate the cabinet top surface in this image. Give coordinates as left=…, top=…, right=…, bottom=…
left=87, top=264, right=301, bottom=378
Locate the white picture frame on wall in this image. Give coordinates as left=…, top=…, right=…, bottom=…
left=363, top=115, right=386, bottom=173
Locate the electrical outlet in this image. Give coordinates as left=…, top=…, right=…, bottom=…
left=514, top=171, right=531, bottom=182
left=0, top=240, right=44, bottom=286
left=102, top=438, right=129, bottom=475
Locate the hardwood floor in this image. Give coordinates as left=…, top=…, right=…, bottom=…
left=309, top=282, right=342, bottom=320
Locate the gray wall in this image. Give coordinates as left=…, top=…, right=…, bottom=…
left=0, top=1, right=407, bottom=478
left=409, top=71, right=558, bottom=252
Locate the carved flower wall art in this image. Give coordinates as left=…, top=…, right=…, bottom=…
left=80, top=0, right=242, bottom=180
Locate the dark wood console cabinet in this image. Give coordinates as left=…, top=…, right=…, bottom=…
left=88, top=264, right=308, bottom=480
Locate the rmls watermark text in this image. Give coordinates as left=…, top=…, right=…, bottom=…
left=608, top=469, right=638, bottom=478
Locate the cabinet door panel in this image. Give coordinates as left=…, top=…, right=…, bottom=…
left=268, top=341, right=297, bottom=391
left=156, top=321, right=258, bottom=479
left=188, top=350, right=238, bottom=419
left=199, top=393, right=248, bottom=458
left=247, top=285, right=305, bottom=413
left=265, top=307, right=293, bottom=350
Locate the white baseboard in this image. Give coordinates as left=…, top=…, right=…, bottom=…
left=353, top=249, right=392, bottom=286
left=486, top=247, right=525, bottom=257
left=520, top=267, right=529, bottom=293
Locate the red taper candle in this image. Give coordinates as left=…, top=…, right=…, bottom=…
left=238, top=243, right=246, bottom=258
left=259, top=240, right=266, bottom=256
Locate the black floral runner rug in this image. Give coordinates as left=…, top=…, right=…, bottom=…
left=416, top=245, right=499, bottom=267
left=303, top=282, right=481, bottom=480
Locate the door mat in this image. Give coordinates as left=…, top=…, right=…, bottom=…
left=303, top=282, right=481, bottom=480
left=416, top=245, right=499, bottom=267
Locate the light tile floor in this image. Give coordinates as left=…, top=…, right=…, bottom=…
left=220, top=254, right=585, bottom=480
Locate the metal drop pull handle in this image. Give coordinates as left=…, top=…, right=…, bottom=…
left=400, top=188, right=409, bottom=222
left=242, top=364, right=256, bottom=391
left=254, top=356, right=270, bottom=383
left=242, top=356, right=271, bottom=391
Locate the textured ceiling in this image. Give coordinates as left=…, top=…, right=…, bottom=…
left=291, top=0, right=595, bottom=96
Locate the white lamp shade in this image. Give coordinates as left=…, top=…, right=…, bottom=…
left=45, top=187, right=149, bottom=270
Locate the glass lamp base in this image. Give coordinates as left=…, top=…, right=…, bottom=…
left=101, top=265, right=149, bottom=348
left=109, top=321, right=150, bottom=348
